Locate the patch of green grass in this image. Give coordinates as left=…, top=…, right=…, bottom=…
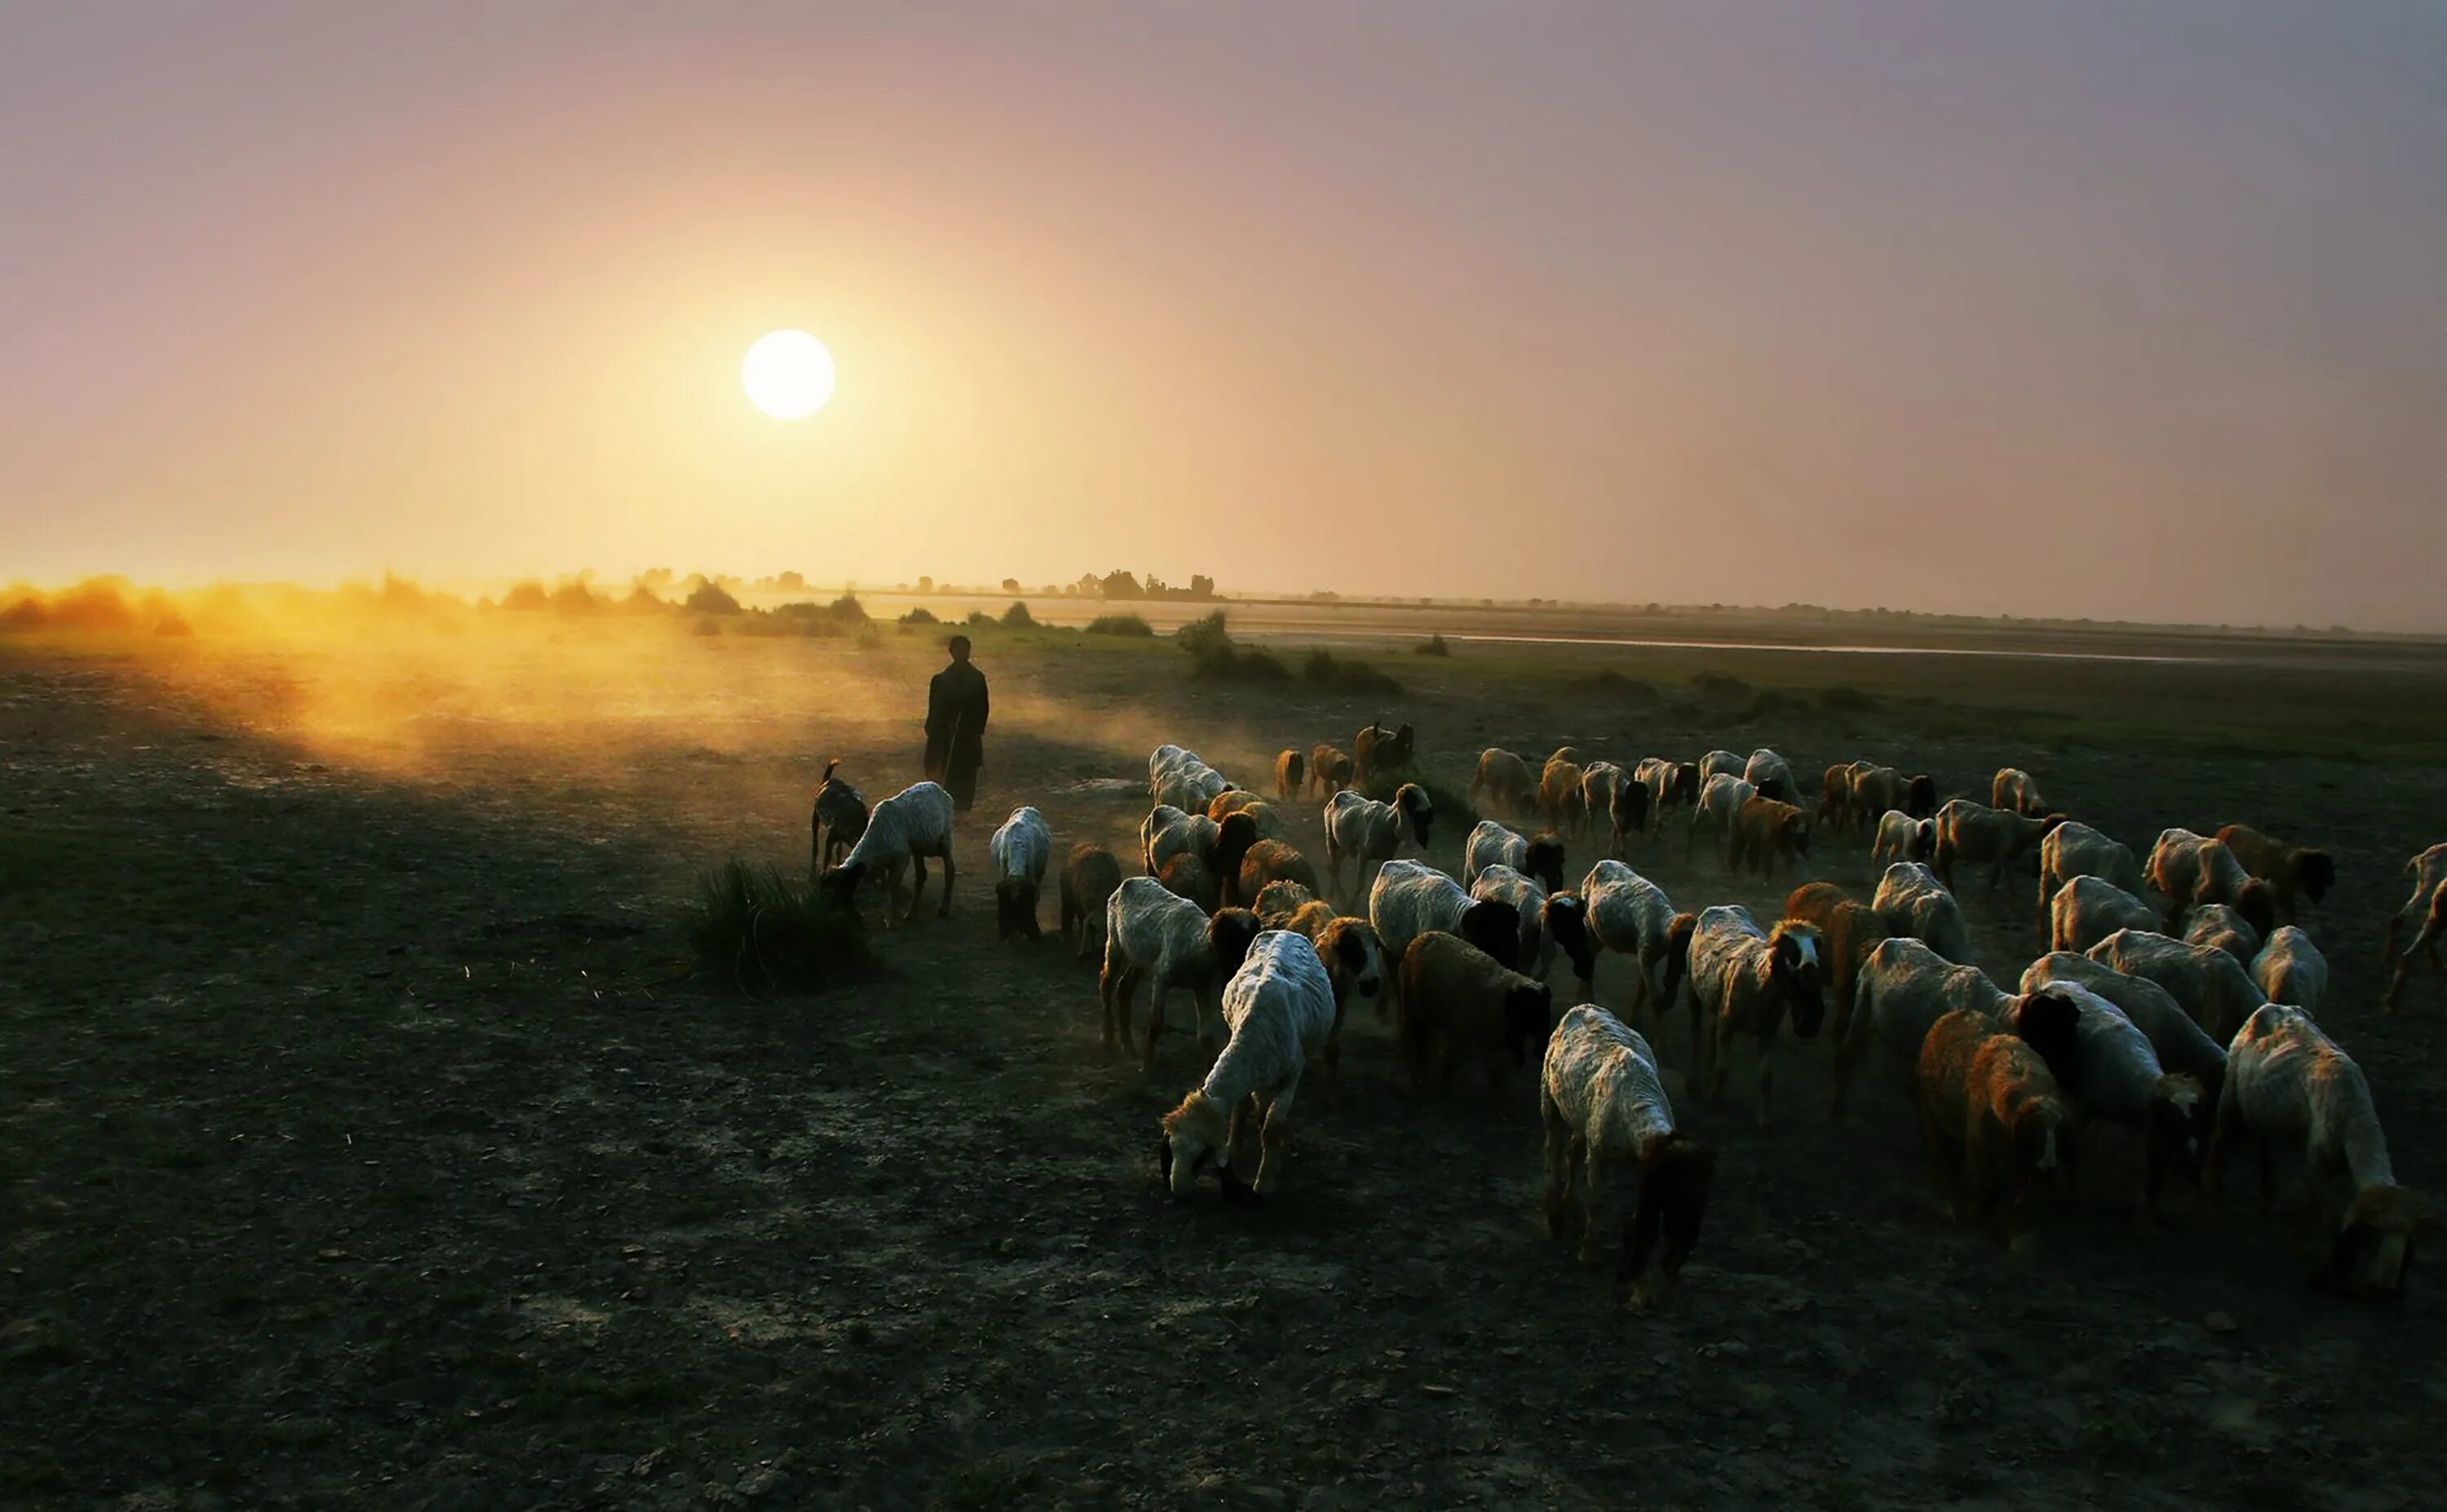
left=1085, top=612, right=1153, bottom=636
left=1302, top=647, right=1404, bottom=696
left=688, top=860, right=870, bottom=996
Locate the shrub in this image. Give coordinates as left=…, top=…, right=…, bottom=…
left=1174, top=609, right=1232, bottom=661
left=1820, top=685, right=1877, bottom=713
left=826, top=594, right=868, bottom=624
left=620, top=585, right=666, bottom=614
left=898, top=607, right=938, bottom=626
left=551, top=582, right=602, bottom=615
left=502, top=581, right=552, bottom=612
left=1565, top=670, right=1656, bottom=700
left=685, top=581, right=742, bottom=615
left=688, top=860, right=870, bottom=996
left=1737, top=689, right=1794, bottom=720
left=966, top=609, right=996, bottom=629
left=1085, top=613, right=1154, bottom=637
left=856, top=623, right=884, bottom=650
left=1689, top=670, right=1750, bottom=698
left=1002, top=601, right=1037, bottom=629
left=1414, top=633, right=1454, bottom=657
left=1301, top=648, right=1404, bottom=697
left=1173, top=610, right=1290, bottom=683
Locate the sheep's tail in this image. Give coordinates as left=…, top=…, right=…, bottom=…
left=821, top=758, right=840, bottom=785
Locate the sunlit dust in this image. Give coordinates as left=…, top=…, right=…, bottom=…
left=741, top=329, right=835, bottom=420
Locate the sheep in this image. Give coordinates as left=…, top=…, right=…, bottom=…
left=2049, top=875, right=2160, bottom=955
left=1254, top=880, right=1317, bottom=927
left=1208, top=790, right=1290, bottom=846
left=1540, top=754, right=1589, bottom=836
left=1914, top=1007, right=2074, bottom=1249
left=1686, top=907, right=1826, bottom=1125
left=1873, top=861, right=1971, bottom=964
left=1058, top=843, right=1125, bottom=963
left=1688, top=774, right=1754, bottom=864
left=1991, top=767, right=2046, bottom=817
left=2251, top=925, right=2328, bottom=1014
left=1470, top=749, right=1538, bottom=824
left=1849, top=765, right=1909, bottom=833
left=809, top=759, right=869, bottom=876
left=1148, top=745, right=1233, bottom=813
left=1307, top=745, right=1355, bottom=798
left=1742, top=748, right=1797, bottom=806
left=1324, top=785, right=1433, bottom=902
left=1144, top=805, right=1259, bottom=901
left=1579, top=761, right=1625, bottom=843
left=1818, top=763, right=1856, bottom=833
left=1871, top=809, right=1935, bottom=867
left=2214, top=823, right=2338, bottom=922
left=2183, top=904, right=2263, bottom=964
left=2206, top=1004, right=2422, bottom=1293
left=1472, top=864, right=1596, bottom=987
left=1352, top=719, right=1415, bottom=785
left=1280, top=903, right=1390, bottom=1036
left=1539, top=1005, right=1717, bottom=1308
left=2039, top=980, right=2206, bottom=1227
left=2087, top=928, right=2266, bottom=1043
left=1157, top=855, right=1220, bottom=914
left=988, top=805, right=1053, bottom=943
left=1396, top=931, right=1555, bottom=1099
left=1100, top=877, right=1262, bottom=1069
left=1238, top=839, right=1322, bottom=913
left=1368, top=859, right=1522, bottom=972
left=1580, top=860, right=1697, bottom=1042
left=2144, top=828, right=2277, bottom=939
left=2382, top=843, right=2447, bottom=966
left=1697, top=749, right=1744, bottom=785
left=1272, top=748, right=1306, bottom=801
left=1576, top=762, right=1650, bottom=857
left=2382, top=877, right=2447, bottom=1014
left=1729, top=795, right=1811, bottom=881
left=821, top=780, right=956, bottom=929
left=1462, top=819, right=1566, bottom=894
left=2035, top=821, right=2144, bottom=938
left=1159, top=931, right=1339, bottom=1199
left=1781, top=882, right=1886, bottom=1037
left=1833, top=936, right=2051, bottom=1118
left=1905, top=773, right=1939, bottom=819
left=1635, top=758, right=1703, bottom=834
left=1932, top=798, right=2067, bottom=896
left=2021, top=953, right=2228, bottom=1107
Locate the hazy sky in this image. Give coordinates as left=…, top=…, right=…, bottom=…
left=6, top=2, right=2444, bottom=627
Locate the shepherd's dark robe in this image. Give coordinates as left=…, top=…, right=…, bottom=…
left=923, top=660, right=989, bottom=810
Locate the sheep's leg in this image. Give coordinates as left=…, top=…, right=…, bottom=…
left=1576, top=1147, right=1608, bottom=1265
left=1193, top=984, right=1220, bottom=1060
left=1254, top=1083, right=1298, bottom=1195
left=1753, top=1030, right=1776, bottom=1129
left=1540, top=1101, right=1573, bottom=1237
left=1918, top=1089, right=1962, bottom=1222
left=902, top=858, right=929, bottom=926
left=1098, top=957, right=1122, bottom=1052
left=936, top=850, right=955, bottom=918
left=1139, top=982, right=1167, bottom=1073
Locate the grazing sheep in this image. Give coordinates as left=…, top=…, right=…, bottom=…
left=1635, top=758, right=1704, bottom=834
left=1688, top=774, right=1754, bottom=864
left=2050, top=875, right=2160, bottom=955
left=2145, top=828, right=2277, bottom=939
left=1874, top=861, right=1971, bottom=964
left=1238, top=839, right=1322, bottom=912
left=1871, top=809, right=1936, bottom=866
left=1253, top=880, right=1318, bottom=928
left=1991, top=767, right=2046, bottom=817
left=1159, top=931, right=1339, bottom=1199
left=1281, top=904, right=1390, bottom=1036
left=821, top=780, right=957, bottom=929
left=1141, top=804, right=1218, bottom=877
left=810, top=759, right=870, bottom=876
left=1729, top=794, right=1811, bottom=881
left=1148, top=745, right=1233, bottom=813
left=1463, top=820, right=1567, bottom=895
left=2215, top=823, right=2338, bottom=922
left=1849, top=765, right=1908, bottom=833
left=1539, top=1005, right=1717, bottom=1307
left=1686, top=907, right=1826, bottom=1125
left=988, top=805, right=1053, bottom=943
left=1697, top=749, right=1744, bottom=785
left=2036, top=821, right=2144, bottom=938
left=2207, top=1004, right=2421, bottom=1293
left=1368, top=859, right=1522, bottom=971
left=2022, top=953, right=2228, bottom=1107
left=1396, top=932, right=1555, bottom=1099
left=1470, top=749, right=1538, bottom=823
left=1307, top=745, right=1355, bottom=798
left=1915, top=1007, right=2074, bottom=1249
left=1157, top=854, right=1221, bottom=914
left=1471, top=864, right=1597, bottom=987
left=2042, top=981, right=2206, bottom=1227
left=1578, top=762, right=1651, bottom=856
left=2383, top=843, right=2447, bottom=966
left=1742, top=749, right=1797, bottom=806
left=1580, top=860, right=1697, bottom=1042
left=1818, top=763, right=1856, bottom=833
left=1352, top=719, right=1416, bottom=785
left=1905, top=773, right=1940, bottom=820
left=1781, top=882, right=1886, bottom=1038
left=1324, top=785, right=1433, bottom=901
left=1832, top=936, right=2029, bottom=1118
left=1932, top=798, right=2068, bottom=895
left=1101, top=877, right=1262, bottom=1068
left=1272, top=748, right=1306, bottom=801
left=1059, top=843, right=1125, bottom=963
left=2088, top=928, right=2266, bottom=1043
left=2184, top=904, right=2263, bottom=964
left=1208, top=790, right=1290, bottom=845
left=2382, top=877, right=2447, bottom=1013
left=2251, top=925, right=2328, bottom=1013
left=1540, top=754, right=1589, bottom=836
left=1580, top=761, right=1625, bottom=842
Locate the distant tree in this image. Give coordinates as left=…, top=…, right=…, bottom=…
left=685, top=581, right=742, bottom=615
left=1100, top=570, right=1144, bottom=600
left=551, top=581, right=601, bottom=614
left=777, top=571, right=804, bottom=590
left=918, top=576, right=935, bottom=593
left=502, top=581, right=551, bottom=612
left=639, top=568, right=675, bottom=589
left=1189, top=574, right=1215, bottom=599
left=1075, top=573, right=1101, bottom=596
left=1002, top=577, right=1021, bottom=595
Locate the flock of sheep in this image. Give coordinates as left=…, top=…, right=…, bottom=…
left=804, top=724, right=2443, bottom=1310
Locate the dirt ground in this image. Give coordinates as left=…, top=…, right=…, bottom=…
left=6, top=618, right=2446, bottom=1511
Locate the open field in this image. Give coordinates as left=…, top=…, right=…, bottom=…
left=7, top=608, right=2447, bottom=1510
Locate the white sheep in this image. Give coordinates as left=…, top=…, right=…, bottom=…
left=1833, top=935, right=2016, bottom=1117
left=1160, top=931, right=1339, bottom=1199
left=821, top=780, right=956, bottom=929
left=1471, top=864, right=1596, bottom=988
left=1688, top=773, right=1754, bottom=864
left=1539, top=1004, right=1717, bottom=1307
left=1870, top=809, right=1934, bottom=867
left=1686, top=906, right=1825, bottom=1125
left=2086, top=928, right=2266, bottom=1043
left=1140, top=804, right=1218, bottom=877
left=1579, top=860, right=1697, bottom=1046
left=2020, top=953, right=2228, bottom=1106
left=1635, top=758, right=1701, bottom=835
left=1580, top=762, right=1648, bottom=856
left=1741, top=748, right=1798, bottom=805
left=2042, top=980, right=2206, bottom=1227
left=2208, top=1005, right=2421, bottom=1292
left=2251, top=925, right=2328, bottom=1013
left=2035, top=820, right=2144, bottom=939
left=1697, top=749, right=1744, bottom=785
left=1324, top=784, right=1433, bottom=902
left=2383, top=842, right=2447, bottom=967
left=2144, top=828, right=2275, bottom=939
left=1873, top=860, right=1971, bottom=964
left=1148, top=745, right=1233, bottom=813
left=2183, top=904, right=2263, bottom=964
left=1461, top=819, right=1566, bottom=894
left=1100, top=878, right=1262, bottom=1071
left=2049, top=874, right=2160, bottom=955
left=988, top=805, right=1053, bottom=943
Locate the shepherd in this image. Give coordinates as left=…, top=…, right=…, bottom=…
left=923, top=634, right=990, bottom=812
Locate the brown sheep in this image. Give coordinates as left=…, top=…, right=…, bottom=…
left=1915, top=1006, right=2075, bottom=1250
left=1254, top=880, right=1318, bottom=927
left=1157, top=853, right=1220, bottom=914
left=1991, top=767, right=2047, bottom=817
left=1730, top=795, right=1812, bottom=881
left=1471, top=748, right=1538, bottom=824
left=1849, top=764, right=1908, bottom=832
left=1352, top=719, right=1416, bottom=785
left=1932, top=799, right=2069, bottom=895
left=1279, top=903, right=1391, bottom=1050
left=2383, top=878, right=2447, bottom=1013
left=1396, top=932, right=1555, bottom=1100
left=1540, top=756, right=1588, bottom=837
left=1058, top=843, right=1125, bottom=963
left=1308, top=744, right=1354, bottom=798
left=1817, top=763, right=1855, bottom=833
left=1905, top=773, right=1939, bottom=820
left=1239, top=838, right=1322, bottom=911
left=1272, top=748, right=1306, bottom=800
left=1781, top=882, right=1886, bottom=1039
left=2214, top=823, right=2338, bottom=922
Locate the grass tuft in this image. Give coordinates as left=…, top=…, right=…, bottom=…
left=688, top=860, right=870, bottom=996
left=1085, top=613, right=1154, bottom=637
left=1414, top=632, right=1454, bottom=657
left=1302, top=648, right=1405, bottom=696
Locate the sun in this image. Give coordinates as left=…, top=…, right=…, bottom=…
left=741, top=329, right=835, bottom=419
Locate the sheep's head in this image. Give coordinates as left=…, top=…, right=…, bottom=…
left=1754, top=777, right=1790, bottom=804
left=994, top=878, right=1040, bottom=943
left=2005, top=987, right=2084, bottom=1092
left=1620, top=1134, right=1717, bottom=1304
left=1783, top=810, right=1812, bottom=856
left=2296, top=849, right=2338, bottom=904
left=1283, top=750, right=1305, bottom=785
left=2147, top=1074, right=2206, bottom=1174
left=1396, top=783, right=1434, bottom=847
left=2328, top=1184, right=2423, bottom=1294
left=1501, top=979, right=1555, bottom=1068
left=1662, top=912, right=1701, bottom=1008
left=1325, top=919, right=1385, bottom=1003
left=1612, top=783, right=1652, bottom=837
left=1212, top=813, right=1261, bottom=898
left=1768, top=925, right=1826, bottom=1037
left=1392, top=723, right=1417, bottom=761
left=1910, top=820, right=1936, bottom=862
left=1525, top=833, right=1567, bottom=894
left=2012, top=1090, right=2073, bottom=1180
left=1207, top=908, right=1263, bottom=981
left=1458, top=900, right=1523, bottom=971
left=1546, top=893, right=1596, bottom=984
left=2232, top=879, right=2279, bottom=941
left=1670, top=763, right=1702, bottom=804
left=1906, top=773, right=1938, bottom=818
left=820, top=863, right=869, bottom=926
left=1159, top=1092, right=1251, bottom=1202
